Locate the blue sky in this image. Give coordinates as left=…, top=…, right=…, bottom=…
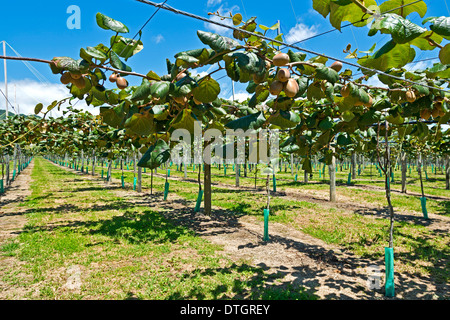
left=0, top=0, right=447, bottom=115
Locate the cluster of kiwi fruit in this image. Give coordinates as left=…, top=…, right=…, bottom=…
left=420, top=96, right=447, bottom=119
left=60, top=72, right=87, bottom=89
left=268, top=53, right=300, bottom=98
left=109, top=73, right=129, bottom=89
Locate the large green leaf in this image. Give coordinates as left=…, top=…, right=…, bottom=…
left=137, top=139, right=171, bottom=169
left=269, top=110, right=301, bottom=129
left=358, top=40, right=416, bottom=73
left=109, top=51, right=132, bottom=73
left=379, top=0, right=427, bottom=18
left=231, top=51, right=265, bottom=75
left=80, top=47, right=107, bottom=63
left=131, top=79, right=152, bottom=101
left=197, top=30, right=240, bottom=52
left=110, top=36, right=143, bottom=59
left=170, top=109, right=196, bottom=134
left=315, top=66, right=339, bottom=84
left=192, top=77, right=221, bottom=103
left=329, top=0, right=378, bottom=30
left=150, top=81, right=171, bottom=99
left=423, top=16, right=450, bottom=39
left=124, top=113, right=154, bottom=136
left=96, top=13, right=129, bottom=33
left=225, top=111, right=266, bottom=131
left=368, top=14, right=427, bottom=44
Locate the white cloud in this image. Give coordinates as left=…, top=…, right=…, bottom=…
left=365, top=76, right=388, bottom=88
left=0, top=79, right=97, bottom=117
left=227, top=91, right=250, bottom=102
left=406, top=60, right=434, bottom=71
left=207, top=0, right=223, bottom=7
left=205, top=5, right=240, bottom=36
left=285, top=23, right=319, bottom=44
left=153, top=34, right=164, bottom=44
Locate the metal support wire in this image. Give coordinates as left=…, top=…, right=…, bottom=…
left=135, top=0, right=449, bottom=94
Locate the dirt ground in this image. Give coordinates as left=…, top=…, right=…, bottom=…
left=1, top=160, right=448, bottom=300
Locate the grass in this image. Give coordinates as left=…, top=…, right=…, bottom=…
left=0, top=158, right=316, bottom=300
left=110, top=164, right=449, bottom=284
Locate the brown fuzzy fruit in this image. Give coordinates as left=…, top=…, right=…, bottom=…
left=341, top=85, right=351, bottom=98
left=272, top=53, right=290, bottom=67
left=116, top=76, right=128, bottom=89
left=73, top=76, right=86, bottom=89
left=60, top=72, right=72, bottom=85
left=330, top=61, right=343, bottom=72
left=269, top=80, right=284, bottom=96
left=406, top=90, right=416, bottom=103
left=70, top=73, right=82, bottom=80
left=420, top=109, right=431, bottom=120
left=277, top=68, right=291, bottom=82
left=285, top=78, right=299, bottom=98
left=109, top=73, right=118, bottom=83
left=431, top=107, right=440, bottom=118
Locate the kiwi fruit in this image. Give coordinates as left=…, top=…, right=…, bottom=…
left=406, top=90, right=416, bottom=103
left=60, top=72, right=72, bottom=85
left=109, top=73, right=118, bottom=83
left=70, top=72, right=82, bottom=80
left=432, top=107, right=440, bottom=118
left=341, top=85, right=351, bottom=98
left=277, top=68, right=291, bottom=82
left=272, top=53, right=290, bottom=67
left=420, top=109, right=431, bottom=120
left=285, top=78, right=299, bottom=98
left=72, top=76, right=86, bottom=89
left=116, top=76, right=128, bottom=89
left=330, top=61, right=343, bottom=72
left=269, top=80, right=284, bottom=96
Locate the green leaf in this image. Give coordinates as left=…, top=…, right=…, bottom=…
left=225, top=111, right=266, bottom=131
left=171, top=109, right=196, bottom=134
left=439, top=43, right=450, bottom=65
left=379, top=0, right=427, bottom=18
left=100, top=106, right=124, bottom=128
left=96, top=12, right=129, bottom=33
left=192, top=77, right=221, bottom=103
left=150, top=81, right=171, bottom=99
left=269, top=110, right=301, bottom=129
left=329, top=0, right=377, bottom=30
left=137, top=139, right=171, bottom=169
left=109, top=51, right=132, bottom=73
left=146, top=71, right=161, bottom=81
left=34, top=103, right=43, bottom=114
left=124, top=113, right=154, bottom=136
left=53, top=57, right=89, bottom=74
left=131, top=79, right=152, bottom=101
left=315, top=66, right=339, bottom=84
left=231, top=51, right=265, bottom=74
left=423, top=16, right=450, bottom=39
left=368, top=13, right=427, bottom=44
left=110, top=36, right=143, bottom=59
left=197, top=30, right=240, bottom=52
left=80, top=47, right=107, bottom=63
left=358, top=40, right=416, bottom=72
left=232, top=13, right=243, bottom=26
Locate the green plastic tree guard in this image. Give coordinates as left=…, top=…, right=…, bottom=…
left=294, top=174, right=297, bottom=182
left=384, top=247, right=395, bottom=297
left=163, top=181, right=170, bottom=201
left=0, top=179, right=3, bottom=193
left=101, top=169, right=104, bottom=178
left=12, top=170, right=16, bottom=181
left=194, top=189, right=203, bottom=213
left=347, top=172, right=351, bottom=185
left=272, top=174, right=276, bottom=192
left=133, top=177, right=137, bottom=191
left=263, top=209, right=269, bottom=241
left=167, top=169, right=170, bottom=177
left=420, top=197, right=429, bottom=219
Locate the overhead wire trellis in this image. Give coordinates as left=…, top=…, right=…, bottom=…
left=135, top=0, right=450, bottom=94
